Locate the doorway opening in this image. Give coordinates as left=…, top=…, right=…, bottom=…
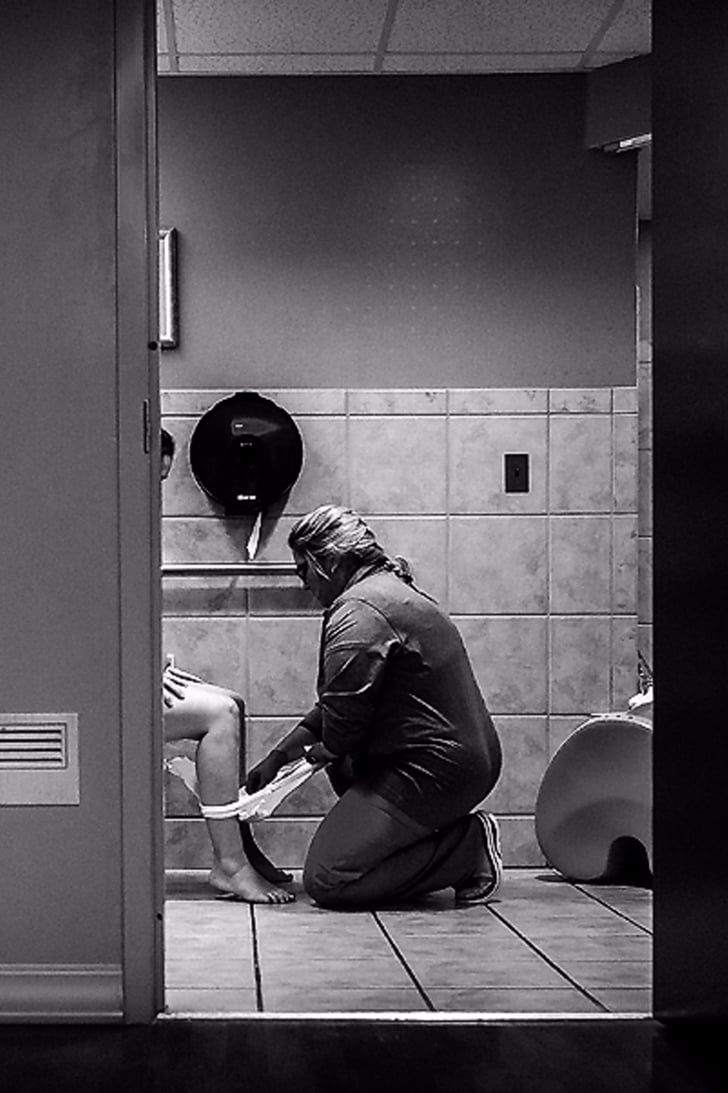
left=156, top=0, right=653, bottom=1022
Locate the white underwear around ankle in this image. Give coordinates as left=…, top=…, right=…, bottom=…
left=164, top=755, right=316, bottom=821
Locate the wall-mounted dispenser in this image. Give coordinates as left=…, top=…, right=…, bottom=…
left=189, top=391, right=304, bottom=526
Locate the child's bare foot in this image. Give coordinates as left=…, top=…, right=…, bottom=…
left=208, top=861, right=295, bottom=904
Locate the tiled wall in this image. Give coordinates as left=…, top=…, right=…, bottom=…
left=637, top=342, right=653, bottom=672
left=162, top=385, right=640, bottom=869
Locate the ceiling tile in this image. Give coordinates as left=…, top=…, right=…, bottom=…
left=389, top=0, right=619, bottom=53
left=588, top=51, right=640, bottom=69
left=177, top=53, right=377, bottom=74
left=382, top=51, right=583, bottom=73
left=173, top=0, right=391, bottom=54
left=598, top=0, right=651, bottom=53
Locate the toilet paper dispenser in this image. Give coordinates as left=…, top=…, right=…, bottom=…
left=189, top=391, right=304, bottom=518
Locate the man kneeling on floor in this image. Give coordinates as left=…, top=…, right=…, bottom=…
left=245, top=504, right=504, bottom=910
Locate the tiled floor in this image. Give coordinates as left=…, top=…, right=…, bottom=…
left=164, top=868, right=652, bottom=1017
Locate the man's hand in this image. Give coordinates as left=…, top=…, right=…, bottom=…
left=245, top=750, right=286, bottom=794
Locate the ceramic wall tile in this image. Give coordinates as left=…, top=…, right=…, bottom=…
left=637, top=624, right=653, bottom=670
left=246, top=718, right=300, bottom=767
left=449, top=416, right=548, bottom=514
left=638, top=538, right=653, bottom=624
left=162, top=617, right=248, bottom=691
left=483, top=717, right=548, bottom=813
left=549, top=389, right=611, bottom=414
left=164, top=769, right=199, bottom=818
left=258, top=389, right=346, bottom=415
left=550, top=516, right=611, bottom=614
left=613, top=414, right=639, bottom=512
left=247, top=586, right=320, bottom=615
left=612, top=617, right=639, bottom=709
left=613, top=387, right=639, bottom=413
left=349, top=416, right=447, bottom=514
left=161, top=417, right=216, bottom=516
left=161, top=389, right=241, bottom=416
left=366, top=516, right=448, bottom=605
left=165, top=818, right=212, bottom=868
left=162, top=387, right=346, bottom=417
left=450, top=516, right=547, bottom=614
left=496, top=816, right=545, bottom=867
left=548, top=716, right=588, bottom=759
left=253, top=818, right=320, bottom=869
left=638, top=448, right=652, bottom=535
left=549, top=415, right=612, bottom=513
left=347, top=389, right=446, bottom=414
left=455, top=616, right=548, bottom=715
left=247, top=616, right=320, bottom=715
left=162, top=576, right=249, bottom=616
left=284, top=416, right=348, bottom=514
left=613, top=515, right=638, bottom=614
left=550, top=616, right=611, bottom=715
left=163, top=516, right=260, bottom=563
left=448, top=389, right=548, bottom=415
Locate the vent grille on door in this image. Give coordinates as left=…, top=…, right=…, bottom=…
left=0, top=714, right=79, bottom=805
left=0, top=722, right=67, bottom=770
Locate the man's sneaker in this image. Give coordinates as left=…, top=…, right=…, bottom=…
left=455, top=811, right=503, bottom=905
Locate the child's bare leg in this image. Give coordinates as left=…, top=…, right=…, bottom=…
left=164, top=684, right=293, bottom=903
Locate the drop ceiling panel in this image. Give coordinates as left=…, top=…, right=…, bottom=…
left=382, top=51, right=584, bottom=73
left=179, top=53, right=376, bottom=74
left=173, top=0, right=391, bottom=54
left=598, top=0, right=651, bottom=53
left=389, top=0, right=618, bottom=54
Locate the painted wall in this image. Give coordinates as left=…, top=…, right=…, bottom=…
left=0, top=0, right=158, bottom=1021
left=158, top=75, right=637, bottom=390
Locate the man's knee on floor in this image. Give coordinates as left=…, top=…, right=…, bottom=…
left=303, top=856, right=358, bottom=908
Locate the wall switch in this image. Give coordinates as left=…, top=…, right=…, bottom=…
left=504, top=452, right=529, bottom=493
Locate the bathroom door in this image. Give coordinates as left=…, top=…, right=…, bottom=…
left=117, top=0, right=165, bottom=1023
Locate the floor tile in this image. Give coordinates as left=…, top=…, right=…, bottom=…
left=428, top=988, right=601, bottom=1013
left=409, top=958, right=572, bottom=988
left=165, top=959, right=256, bottom=989
left=590, top=988, right=653, bottom=1012
left=256, top=935, right=394, bottom=959
left=535, top=935, right=652, bottom=961
left=165, top=988, right=259, bottom=1013
left=164, top=869, right=653, bottom=1016
left=559, top=961, right=652, bottom=989
left=262, top=988, right=428, bottom=1012
left=259, top=958, right=412, bottom=989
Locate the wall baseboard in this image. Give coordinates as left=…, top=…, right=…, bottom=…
left=0, top=964, right=123, bottom=1022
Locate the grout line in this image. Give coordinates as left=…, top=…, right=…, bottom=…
left=609, top=392, right=616, bottom=709
left=573, top=884, right=653, bottom=936
left=249, top=905, right=264, bottom=1013
left=372, top=911, right=436, bottom=1012
left=546, top=391, right=553, bottom=739
left=444, top=390, right=452, bottom=613
left=483, top=904, right=610, bottom=1014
